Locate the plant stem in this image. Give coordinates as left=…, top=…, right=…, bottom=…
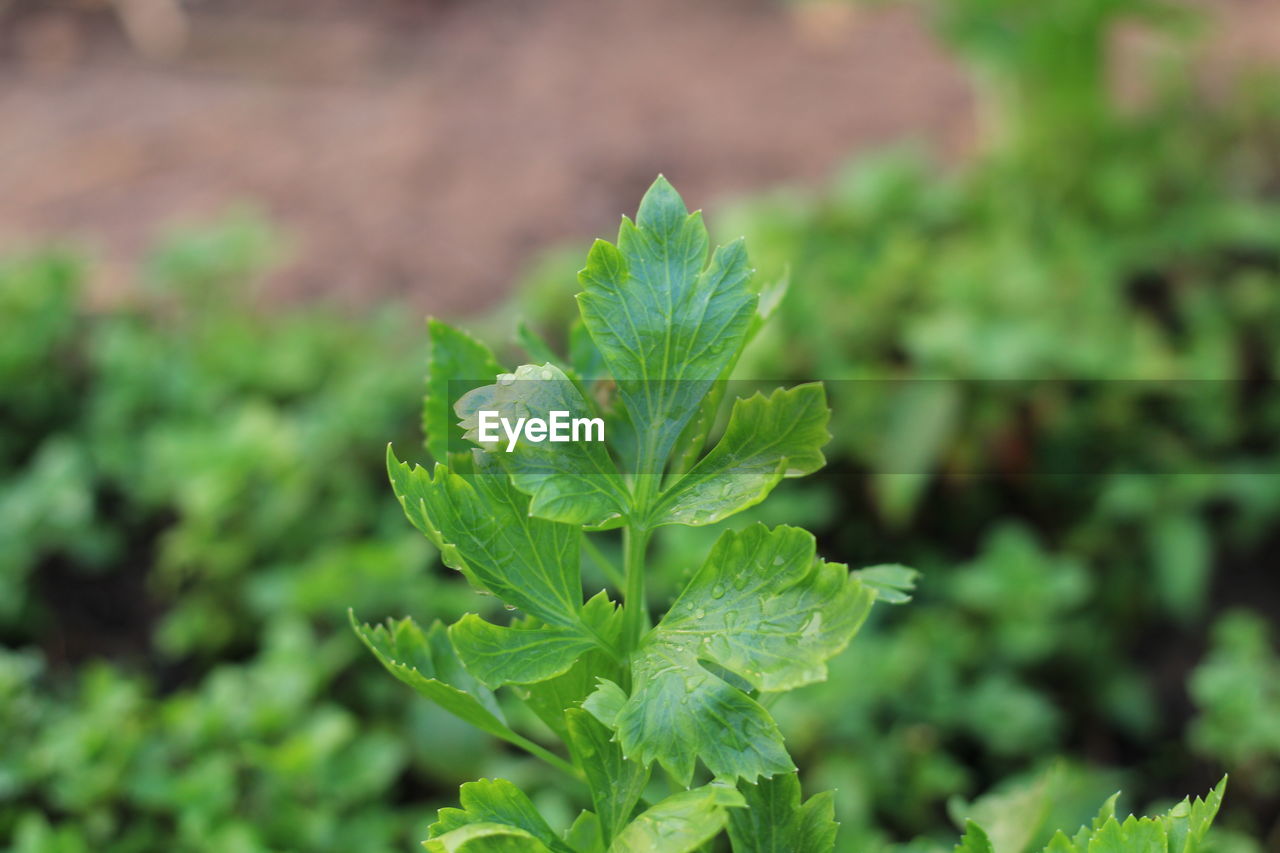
left=622, top=524, right=652, bottom=654
left=582, top=533, right=625, bottom=590
left=506, top=731, right=586, bottom=783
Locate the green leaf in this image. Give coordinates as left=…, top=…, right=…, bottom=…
left=1093, top=792, right=1120, bottom=824
left=457, top=363, right=630, bottom=526
left=659, top=523, right=874, bottom=692
left=565, top=709, right=651, bottom=844
left=591, top=671, right=792, bottom=786
left=424, top=824, right=554, bottom=853
left=569, top=317, right=607, bottom=381
left=608, top=781, right=746, bottom=853
left=726, top=773, right=838, bottom=853
left=580, top=678, right=628, bottom=727
left=870, top=380, right=961, bottom=525
left=387, top=448, right=583, bottom=629
left=1043, top=832, right=1075, bottom=853
left=1087, top=817, right=1166, bottom=853
left=1149, top=512, right=1211, bottom=622
left=1171, top=776, right=1227, bottom=851
left=518, top=591, right=626, bottom=740
left=955, top=822, right=996, bottom=853
left=349, top=611, right=513, bottom=742
left=667, top=272, right=790, bottom=477
left=449, top=614, right=599, bottom=689
left=958, top=778, right=1228, bottom=853
left=424, top=319, right=504, bottom=465
left=588, top=524, right=876, bottom=783
left=852, top=564, right=919, bottom=604
left=429, top=778, right=574, bottom=853
left=564, top=812, right=606, bottom=853
left=654, top=384, right=831, bottom=527
left=577, top=176, right=758, bottom=476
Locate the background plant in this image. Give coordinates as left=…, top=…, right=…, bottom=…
left=4, top=1, right=1280, bottom=848
left=0, top=219, right=485, bottom=851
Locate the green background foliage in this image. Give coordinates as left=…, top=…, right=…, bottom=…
left=4, top=0, right=1280, bottom=849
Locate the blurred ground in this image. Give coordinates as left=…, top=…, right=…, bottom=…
left=0, top=0, right=1277, bottom=315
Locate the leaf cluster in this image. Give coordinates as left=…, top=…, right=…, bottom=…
left=356, top=177, right=912, bottom=851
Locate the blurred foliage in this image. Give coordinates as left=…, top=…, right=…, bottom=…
left=0, top=216, right=516, bottom=850
left=1190, top=611, right=1280, bottom=802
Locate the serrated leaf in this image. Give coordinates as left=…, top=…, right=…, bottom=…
left=1043, top=832, right=1076, bottom=853
left=659, top=524, right=874, bottom=692
left=565, top=709, right=650, bottom=844
left=955, top=822, right=996, bottom=853
left=387, top=448, right=583, bottom=629
left=518, top=591, right=626, bottom=740
left=1087, top=816, right=1165, bottom=853
left=449, top=614, right=598, bottom=689
left=608, top=781, right=746, bottom=853
left=1162, top=776, right=1225, bottom=852
left=349, top=611, right=513, bottom=742
left=726, top=772, right=837, bottom=853
left=577, top=176, right=758, bottom=477
left=1091, top=793, right=1120, bottom=830
left=430, top=778, right=574, bottom=853
left=655, top=384, right=831, bottom=527
left=590, top=670, right=790, bottom=786
left=457, top=363, right=629, bottom=526
left=424, top=319, right=504, bottom=465
left=588, top=524, right=875, bottom=783
left=973, top=778, right=1230, bottom=853
left=667, top=272, right=790, bottom=477
left=580, top=678, right=628, bottom=727
left=852, top=564, right=919, bottom=604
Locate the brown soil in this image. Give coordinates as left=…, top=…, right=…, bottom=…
left=0, top=0, right=1275, bottom=316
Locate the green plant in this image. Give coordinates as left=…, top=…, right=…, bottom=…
left=948, top=774, right=1227, bottom=853
left=920, top=0, right=1194, bottom=157
left=354, top=176, right=896, bottom=850
left=352, top=178, right=1229, bottom=851
left=1190, top=611, right=1280, bottom=799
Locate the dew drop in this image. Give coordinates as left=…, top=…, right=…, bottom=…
left=497, top=373, right=516, bottom=386
left=539, top=367, right=554, bottom=380
left=710, top=584, right=726, bottom=599
left=694, top=607, right=706, bottom=620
